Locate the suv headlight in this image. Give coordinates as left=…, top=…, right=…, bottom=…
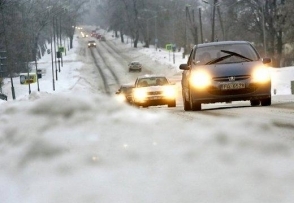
left=252, top=67, right=271, bottom=83
left=133, top=89, right=147, bottom=101
left=190, top=70, right=211, bottom=89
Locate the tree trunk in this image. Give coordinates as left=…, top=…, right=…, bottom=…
left=70, top=35, right=73, bottom=49
left=133, top=30, right=139, bottom=48
left=120, top=28, right=124, bottom=43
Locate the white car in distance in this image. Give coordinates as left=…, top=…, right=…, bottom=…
left=132, top=75, right=177, bottom=108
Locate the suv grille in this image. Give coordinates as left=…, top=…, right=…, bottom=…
left=213, top=75, right=250, bottom=82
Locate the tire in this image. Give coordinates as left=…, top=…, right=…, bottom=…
left=183, top=91, right=191, bottom=111
left=250, top=99, right=260, bottom=106
left=189, top=90, right=201, bottom=111
left=168, top=100, right=176, bottom=108
left=261, top=97, right=271, bottom=106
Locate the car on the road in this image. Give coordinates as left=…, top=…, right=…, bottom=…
left=115, top=84, right=134, bottom=104
left=100, top=36, right=106, bottom=41
left=179, top=40, right=272, bottom=111
left=96, top=34, right=102, bottom=40
left=87, top=40, right=96, bottom=48
left=132, top=75, right=177, bottom=108
left=128, top=61, right=142, bottom=72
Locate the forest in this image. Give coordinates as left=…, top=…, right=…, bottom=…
left=89, top=0, right=294, bottom=67
left=0, top=0, right=294, bottom=82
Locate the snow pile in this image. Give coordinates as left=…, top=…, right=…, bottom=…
left=0, top=93, right=294, bottom=203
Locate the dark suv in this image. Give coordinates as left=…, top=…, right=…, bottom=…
left=180, top=41, right=272, bottom=111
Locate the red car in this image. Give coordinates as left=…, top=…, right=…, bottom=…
left=96, top=34, right=101, bottom=40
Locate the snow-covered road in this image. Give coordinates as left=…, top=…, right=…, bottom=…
left=1, top=29, right=294, bottom=203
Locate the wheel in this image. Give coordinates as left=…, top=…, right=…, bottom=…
left=168, top=100, right=176, bottom=107
left=250, top=99, right=260, bottom=106
left=183, top=90, right=191, bottom=111
left=261, top=97, right=271, bottom=106
left=189, top=90, right=201, bottom=111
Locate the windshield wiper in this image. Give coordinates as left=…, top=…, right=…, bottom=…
left=220, top=50, right=253, bottom=62
left=205, top=49, right=253, bottom=65
left=205, top=54, right=233, bottom=65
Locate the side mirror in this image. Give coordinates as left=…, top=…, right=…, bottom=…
left=262, top=58, right=271, bottom=64
left=179, top=64, right=189, bottom=70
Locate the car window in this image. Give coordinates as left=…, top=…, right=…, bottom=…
left=194, top=43, right=259, bottom=65
left=137, top=77, right=168, bottom=87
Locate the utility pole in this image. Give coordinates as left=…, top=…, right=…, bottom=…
left=21, top=10, right=31, bottom=95
left=262, top=2, right=267, bottom=56
left=211, top=0, right=218, bottom=42
left=53, top=17, right=58, bottom=80
left=155, top=16, right=158, bottom=50
left=51, top=16, right=55, bottom=91
left=59, top=13, right=63, bottom=68
left=184, top=5, right=189, bottom=57
left=217, top=6, right=224, bottom=40
left=199, top=8, right=203, bottom=43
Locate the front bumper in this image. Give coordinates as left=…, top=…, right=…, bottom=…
left=189, top=81, right=271, bottom=104
left=134, top=96, right=175, bottom=106
left=129, top=67, right=142, bottom=71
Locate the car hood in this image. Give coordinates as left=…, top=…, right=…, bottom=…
left=196, top=61, right=264, bottom=77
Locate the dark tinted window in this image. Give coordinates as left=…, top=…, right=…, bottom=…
left=194, top=43, right=259, bottom=65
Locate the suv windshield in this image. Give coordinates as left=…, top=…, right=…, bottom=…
left=194, top=43, right=259, bottom=65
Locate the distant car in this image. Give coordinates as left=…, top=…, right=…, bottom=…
left=88, top=40, right=96, bottom=48
left=100, top=36, right=106, bottom=41
left=132, top=75, right=177, bottom=108
left=0, top=92, right=7, bottom=101
left=96, top=34, right=102, bottom=40
left=115, top=84, right=134, bottom=104
left=180, top=40, right=272, bottom=111
left=90, top=30, right=96, bottom=37
left=128, top=61, right=142, bottom=72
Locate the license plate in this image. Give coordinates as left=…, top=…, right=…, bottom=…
left=221, top=82, right=245, bottom=90
left=150, top=96, right=161, bottom=100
